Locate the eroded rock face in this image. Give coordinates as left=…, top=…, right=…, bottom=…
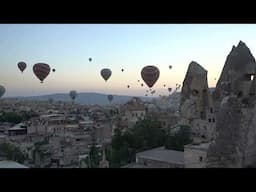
left=213, top=41, right=256, bottom=111
left=180, top=61, right=215, bottom=141
left=207, top=41, right=256, bottom=167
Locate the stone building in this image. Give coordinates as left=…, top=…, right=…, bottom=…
left=120, top=97, right=146, bottom=129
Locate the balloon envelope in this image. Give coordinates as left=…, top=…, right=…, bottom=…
left=0, top=85, right=5, bottom=98
left=141, top=65, right=160, bottom=88
left=69, top=90, right=77, bottom=100
left=101, top=68, right=112, bottom=82
left=33, top=63, right=51, bottom=83
left=108, top=95, right=113, bottom=102
left=18, top=62, right=27, bottom=72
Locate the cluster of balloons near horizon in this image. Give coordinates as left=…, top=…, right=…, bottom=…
left=11, top=61, right=175, bottom=101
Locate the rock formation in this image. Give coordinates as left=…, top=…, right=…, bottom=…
left=207, top=41, right=256, bottom=167
left=180, top=61, right=215, bottom=142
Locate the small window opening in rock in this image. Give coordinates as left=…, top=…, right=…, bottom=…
left=192, top=89, right=199, bottom=95
left=210, top=108, right=213, bottom=113
left=244, top=74, right=255, bottom=81
left=212, top=118, right=215, bottom=122
left=199, top=156, right=203, bottom=162
left=250, top=92, right=255, bottom=96
left=208, top=119, right=211, bottom=122
left=237, top=91, right=243, bottom=98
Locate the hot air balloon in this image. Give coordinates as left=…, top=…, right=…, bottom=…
left=141, top=65, right=160, bottom=88
left=101, top=68, right=112, bottom=82
left=48, top=98, right=54, bottom=104
left=33, top=63, right=51, bottom=83
left=18, top=62, right=27, bottom=73
left=108, top=95, right=113, bottom=103
left=0, top=85, right=5, bottom=98
left=169, top=65, right=172, bottom=69
left=89, top=58, right=92, bottom=62
left=168, top=88, right=172, bottom=92
left=52, top=69, right=56, bottom=72
left=69, top=90, right=77, bottom=103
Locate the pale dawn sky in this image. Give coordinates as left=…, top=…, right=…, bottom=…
left=1, top=24, right=256, bottom=97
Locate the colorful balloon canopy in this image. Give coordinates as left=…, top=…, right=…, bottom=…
left=69, top=90, right=77, bottom=101
left=18, top=62, right=27, bottom=73
left=33, top=63, right=51, bottom=83
left=108, top=95, right=113, bottom=102
left=141, top=65, right=160, bottom=88
left=101, top=68, right=112, bottom=82
left=0, top=85, right=5, bottom=98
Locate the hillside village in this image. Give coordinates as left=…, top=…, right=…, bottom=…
left=1, top=40, right=256, bottom=168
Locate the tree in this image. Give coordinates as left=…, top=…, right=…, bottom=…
left=0, top=143, right=26, bottom=163
left=164, top=125, right=192, bottom=151
left=107, top=118, right=165, bottom=167
left=88, top=144, right=102, bottom=168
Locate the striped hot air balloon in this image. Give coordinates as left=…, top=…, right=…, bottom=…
left=141, top=65, right=160, bottom=88
left=18, top=62, right=27, bottom=73
left=33, top=63, right=51, bottom=83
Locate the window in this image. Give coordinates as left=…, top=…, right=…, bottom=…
left=210, top=108, right=213, bottom=113
left=244, top=74, right=255, bottom=81
left=212, top=118, right=215, bottom=122
left=199, top=156, right=203, bottom=162
left=192, top=89, right=199, bottom=95
left=237, top=91, right=243, bottom=98
left=208, top=119, right=211, bottom=123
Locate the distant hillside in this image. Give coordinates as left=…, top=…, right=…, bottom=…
left=12, top=92, right=154, bottom=106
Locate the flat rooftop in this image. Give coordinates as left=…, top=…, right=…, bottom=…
left=0, top=161, right=29, bottom=168
left=136, top=147, right=184, bottom=165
